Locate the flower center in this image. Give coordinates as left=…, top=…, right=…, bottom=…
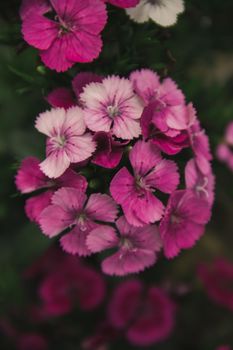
left=171, top=213, right=181, bottom=224
left=106, top=105, right=120, bottom=118
left=53, top=135, right=67, bottom=148
left=76, top=213, right=87, bottom=231
left=146, top=0, right=163, bottom=5
left=120, top=237, right=133, bottom=250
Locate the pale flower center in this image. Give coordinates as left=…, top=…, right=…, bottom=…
left=120, top=237, right=133, bottom=250
left=76, top=213, right=87, bottom=231
left=106, top=105, right=120, bottom=118
left=146, top=0, right=164, bottom=6
left=52, top=135, right=67, bottom=148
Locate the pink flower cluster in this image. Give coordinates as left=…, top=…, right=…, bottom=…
left=16, top=69, right=214, bottom=276
left=20, top=0, right=140, bottom=72
left=216, top=121, right=233, bottom=171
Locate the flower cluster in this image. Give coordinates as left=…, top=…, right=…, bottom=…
left=16, top=69, right=214, bottom=276
left=216, top=121, right=233, bottom=171
left=20, top=0, right=184, bottom=72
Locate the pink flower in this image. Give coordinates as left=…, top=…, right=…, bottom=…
left=110, top=140, right=179, bottom=226
left=38, top=255, right=106, bottom=316
left=197, top=258, right=233, bottom=311
left=216, top=346, right=232, bottom=350
left=92, top=132, right=128, bottom=168
left=39, top=187, right=118, bottom=256
left=87, top=216, right=162, bottom=275
left=131, top=69, right=194, bottom=154
left=108, top=279, right=176, bottom=346
left=188, top=120, right=212, bottom=175
left=185, top=159, right=215, bottom=206
left=80, top=76, right=143, bottom=140
left=160, top=189, right=211, bottom=259
left=35, top=107, right=96, bottom=178
left=225, top=121, right=233, bottom=145
left=46, top=72, right=103, bottom=109
left=15, top=156, right=87, bottom=223
left=103, top=0, right=140, bottom=8
left=21, top=0, right=107, bottom=72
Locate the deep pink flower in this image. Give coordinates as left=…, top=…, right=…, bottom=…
left=46, top=87, right=75, bottom=109
left=21, top=0, right=107, bottom=72
left=108, top=279, right=176, bottom=346
left=110, top=140, right=179, bottom=226
left=188, top=120, right=212, bottom=175
left=80, top=76, right=143, bottom=140
left=17, top=333, right=48, bottom=350
left=87, top=216, right=162, bottom=275
left=103, top=0, right=140, bottom=8
left=185, top=159, right=215, bottom=206
left=38, top=255, right=106, bottom=316
left=39, top=187, right=118, bottom=256
left=198, top=258, right=233, bottom=311
left=225, top=121, right=233, bottom=145
left=160, top=189, right=211, bottom=259
left=216, top=346, right=232, bottom=350
left=15, top=156, right=87, bottom=223
left=35, top=107, right=96, bottom=178
left=92, top=132, right=128, bottom=168
left=46, top=72, right=103, bottom=109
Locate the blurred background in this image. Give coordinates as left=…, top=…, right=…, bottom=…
left=0, top=0, right=232, bottom=349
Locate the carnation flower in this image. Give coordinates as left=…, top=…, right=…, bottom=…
left=126, top=0, right=184, bottom=27
left=15, top=156, right=87, bottom=223
left=21, top=0, right=107, bottom=72
left=35, top=107, right=96, bottom=178
left=87, top=216, right=162, bottom=276
left=17, top=333, right=48, bottom=350
left=198, top=258, right=233, bottom=311
left=39, top=187, right=118, bottom=256
left=80, top=76, right=143, bottom=140
left=160, top=189, right=211, bottom=258
left=110, top=140, right=179, bottom=226
left=108, top=279, right=176, bottom=346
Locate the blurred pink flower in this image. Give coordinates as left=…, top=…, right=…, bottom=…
left=108, top=279, right=176, bottom=346
left=21, top=0, right=107, bottom=72
left=198, top=258, right=233, bottom=311
left=15, top=156, right=87, bottom=223
left=35, top=107, right=96, bottom=178
left=39, top=187, right=118, bottom=256
left=80, top=76, right=143, bottom=140
left=17, top=333, right=48, bottom=350
left=110, top=140, right=179, bottom=226
left=87, top=216, right=162, bottom=275
left=216, top=121, right=233, bottom=171
left=160, top=189, right=211, bottom=258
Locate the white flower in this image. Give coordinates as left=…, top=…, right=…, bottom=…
left=126, top=0, right=184, bottom=27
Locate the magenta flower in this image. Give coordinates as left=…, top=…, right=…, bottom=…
left=38, top=255, right=106, bottom=316
left=15, top=156, right=87, bottom=223
left=108, top=279, right=176, bottom=346
left=110, top=140, right=179, bottom=226
left=87, top=216, right=162, bottom=276
left=39, top=187, right=118, bottom=256
left=46, top=72, right=103, bottom=109
left=185, top=159, right=215, bottom=206
left=92, top=132, right=128, bottom=169
left=216, top=346, right=232, bottom=350
left=21, top=0, right=107, bottom=72
left=103, top=0, right=140, bottom=8
left=198, top=258, right=233, bottom=312
left=80, top=76, right=143, bottom=140
left=35, top=107, right=96, bottom=178
left=159, top=189, right=211, bottom=258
